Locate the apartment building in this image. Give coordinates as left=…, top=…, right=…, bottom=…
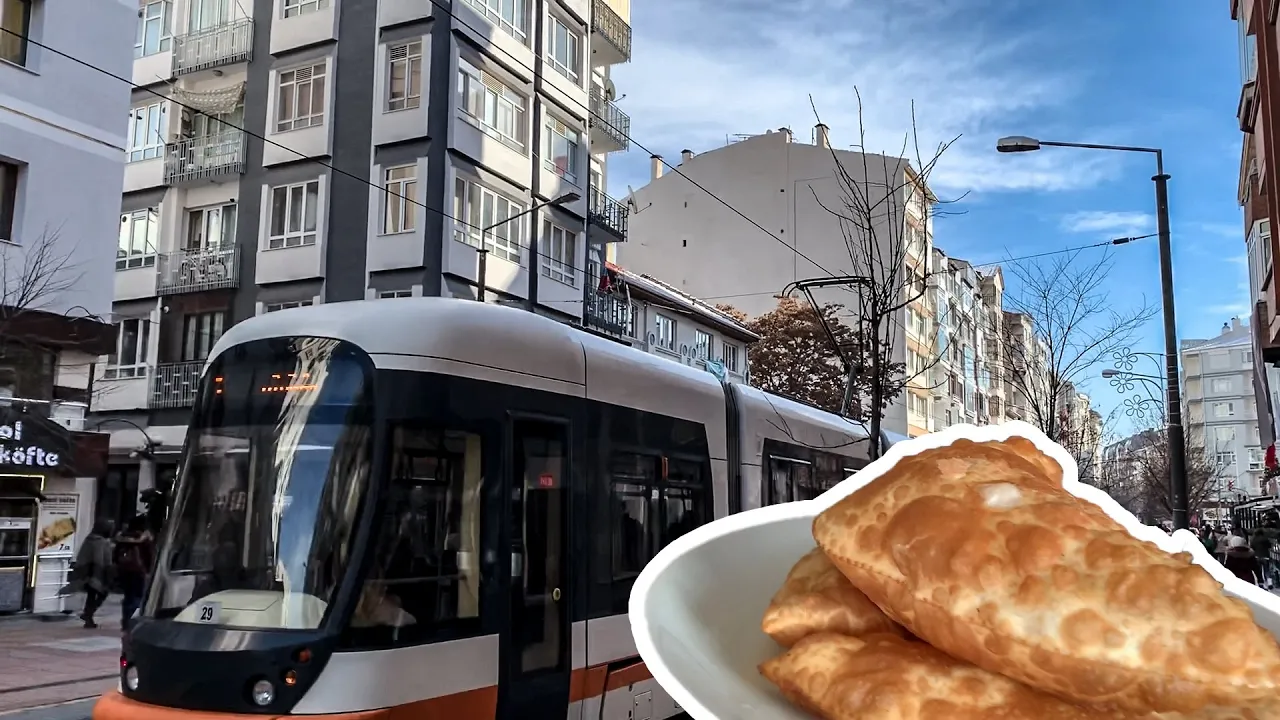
left=1001, top=311, right=1051, bottom=424
left=1182, top=318, right=1265, bottom=500
left=0, top=0, right=135, bottom=611
left=616, top=126, right=938, bottom=436
left=92, top=0, right=635, bottom=514
left=1233, top=0, right=1280, bottom=461
left=589, top=263, right=757, bottom=381
left=1058, top=380, right=1103, bottom=481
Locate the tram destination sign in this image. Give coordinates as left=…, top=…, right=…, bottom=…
left=0, top=405, right=71, bottom=471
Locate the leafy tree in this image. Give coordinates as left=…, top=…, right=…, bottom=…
left=717, top=297, right=881, bottom=417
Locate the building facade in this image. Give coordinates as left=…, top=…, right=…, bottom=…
left=1, top=0, right=135, bottom=611
left=615, top=126, right=937, bottom=436
left=92, top=0, right=636, bottom=526
left=1182, top=318, right=1265, bottom=500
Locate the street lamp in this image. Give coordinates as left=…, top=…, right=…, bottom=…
left=476, top=191, right=580, bottom=303
left=997, top=136, right=1190, bottom=531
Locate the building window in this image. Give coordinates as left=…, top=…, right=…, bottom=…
left=457, top=59, right=526, bottom=152
left=452, top=177, right=524, bottom=264
left=544, top=117, right=580, bottom=183
left=379, top=290, right=412, bottom=299
left=118, top=209, right=159, bottom=270
left=282, top=0, right=329, bottom=18
left=545, top=15, right=579, bottom=83
left=276, top=62, right=327, bottom=133
left=1243, top=350, right=1254, bottom=366
left=461, top=0, right=526, bottom=43
left=1211, top=377, right=1233, bottom=394
left=694, top=330, right=712, bottom=360
left=267, top=180, right=320, bottom=249
left=1212, top=401, right=1237, bottom=418
left=185, top=202, right=237, bottom=251
left=382, top=165, right=417, bottom=234
left=136, top=1, right=172, bottom=58
left=654, top=314, right=675, bottom=352
left=1216, top=451, right=1237, bottom=468
left=265, top=300, right=313, bottom=313
left=386, top=41, right=422, bottom=112
left=1249, top=447, right=1266, bottom=471
left=539, top=220, right=574, bottom=286
left=721, top=342, right=739, bottom=372
left=1215, top=426, right=1237, bottom=447
left=627, top=303, right=639, bottom=338
left=0, top=0, right=32, bottom=66
left=181, top=311, right=225, bottom=362
left=1208, top=351, right=1231, bottom=370
left=104, top=318, right=150, bottom=379
left=128, top=103, right=169, bottom=162
left=0, top=160, right=16, bottom=244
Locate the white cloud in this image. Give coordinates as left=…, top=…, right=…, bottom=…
left=611, top=0, right=1116, bottom=195
left=1059, top=211, right=1154, bottom=237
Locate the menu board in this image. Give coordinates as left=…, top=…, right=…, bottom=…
left=36, top=494, right=78, bottom=558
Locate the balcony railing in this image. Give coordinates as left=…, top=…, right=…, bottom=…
left=164, top=131, right=247, bottom=185
left=589, top=87, right=630, bottom=153
left=585, top=292, right=630, bottom=336
left=590, top=0, right=631, bottom=65
left=150, top=361, right=204, bottom=409
left=172, top=19, right=253, bottom=76
left=157, top=246, right=240, bottom=295
left=588, top=188, right=628, bottom=241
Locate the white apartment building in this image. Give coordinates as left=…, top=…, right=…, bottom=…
left=0, top=0, right=135, bottom=612
left=617, top=126, right=938, bottom=436
left=1002, top=311, right=1051, bottom=423
left=1182, top=318, right=1265, bottom=500
left=92, top=0, right=636, bottom=526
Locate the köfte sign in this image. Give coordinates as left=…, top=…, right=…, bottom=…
left=0, top=421, right=60, bottom=467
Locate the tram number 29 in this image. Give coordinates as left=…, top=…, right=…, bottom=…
left=196, top=602, right=221, bottom=624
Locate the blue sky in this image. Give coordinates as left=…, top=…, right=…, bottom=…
left=608, top=0, right=1248, bottom=434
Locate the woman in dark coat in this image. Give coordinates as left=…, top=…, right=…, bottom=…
left=1224, top=535, right=1264, bottom=586
left=114, top=515, right=155, bottom=630
left=74, top=520, right=115, bottom=628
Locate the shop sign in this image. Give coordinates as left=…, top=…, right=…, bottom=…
left=0, top=405, right=71, bottom=472
left=0, top=421, right=61, bottom=468
left=36, top=494, right=79, bottom=557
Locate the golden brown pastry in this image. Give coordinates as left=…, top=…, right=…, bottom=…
left=812, top=438, right=1280, bottom=714
left=37, top=517, right=75, bottom=550
left=759, top=631, right=1142, bottom=719
left=762, top=548, right=906, bottom=647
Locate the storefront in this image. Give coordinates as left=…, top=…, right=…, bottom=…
left=0, top=403, right=108, bottom=614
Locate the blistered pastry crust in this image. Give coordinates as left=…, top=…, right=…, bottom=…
left=762, top=548, right=906, bottom=647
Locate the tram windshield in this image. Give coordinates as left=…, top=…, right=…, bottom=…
left=143, top=337, right=373, bottom=630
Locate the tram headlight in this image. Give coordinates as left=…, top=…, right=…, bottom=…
left=251, top=679, right=275, bottom=706
left=124, top=665, right=139, bottom=691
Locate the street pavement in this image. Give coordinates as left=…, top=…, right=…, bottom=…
left=0, top=597, right=122, bottom=720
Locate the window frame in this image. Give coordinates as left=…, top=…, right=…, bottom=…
left=104, top=317, right=151, bottom=379
left=456, top=58, right=527, bottom=152
left=544, top=13, right=580, bottom=83
left=282, top=0, right=330, bottom=18
left=0, top=160, right=16, bottom=244
left=135, top=0, right=173, bottom=58
left=266, top=179, right=322, bottom=249
left=0, top=0, right=32, bottom=67
left=693, top=329, right=712, bottom=361
left=460, top=0, right=527, bottom=44
left=181, top=311, right=226, bottom=362
left=127, top=102, right=169, bottom=163
left=379, top=290, right=413, bottom=299
left=539, top=219, right=574, bottom=286
left=1212, top=401, right=1237, bottom=418
left=654, top=314, right=675, bottom=352
left=451, top=176, right=526, bottom=264
left=381, top=165, right=417, bottom=235
left=543, top=115, right=580, bottom=183
left=385, top=40, right=423, bottom=113
left=264, top=300, right=314, bottom=313
left=118, top=208, right=160, bottom=270
left=275, top=61, right=328, bottom=133
left=720, top=342, right=738, bottom=372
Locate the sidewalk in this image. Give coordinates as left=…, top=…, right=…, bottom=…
left=0, top=598, right=122, bottom=715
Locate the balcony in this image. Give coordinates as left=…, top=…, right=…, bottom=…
left=589, top=87, right=630, bottom=154
left=157, top=247, right=240, bottom=295
left=585, top=292, right=630, bottom=336
left=587, top=188, right=628, bottom=242
left=172, top=19, right=254, bottom=76
left=150, top=361, right=204, bottom=410
left=164, top=131, right=247, bottom=185
left=590, top=0, right=631, bottom=67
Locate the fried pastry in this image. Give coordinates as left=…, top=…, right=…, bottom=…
left=812, top=438, right=1280, bottom=714
left=759, top=631, right=1140, bottom=720
left=762, top=548, right=905, bottom=647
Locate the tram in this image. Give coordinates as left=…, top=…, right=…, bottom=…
left=94, top=298, right=891, bottom=720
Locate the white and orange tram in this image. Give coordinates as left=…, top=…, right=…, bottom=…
left=94, top=298, right=891, bottom=720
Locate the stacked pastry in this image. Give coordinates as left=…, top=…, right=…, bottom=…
left=759, top=437, right=1280, bottom=719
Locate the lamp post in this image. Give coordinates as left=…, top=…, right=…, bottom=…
left=997, top=136, right=1189, bottom=531
left=476, top=191, right=580, bottom=304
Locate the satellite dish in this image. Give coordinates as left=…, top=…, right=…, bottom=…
left=604, top=78, right=617, bottom=101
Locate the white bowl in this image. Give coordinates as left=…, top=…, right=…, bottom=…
left=629, top=421, right=1280, bottom=720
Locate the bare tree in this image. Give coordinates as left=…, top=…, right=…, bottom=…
left=993, top=249, right=1158, bottom=445
left=0, top=227, right=84, bottom=343
left=805, top=90, right=964, bottom=459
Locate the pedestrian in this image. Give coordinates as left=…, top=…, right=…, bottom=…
left=1224, top=535, right=1264, bottom=586
left=73, top=520, right=115, bottom=629
left=1202, top=528, right=1218, bottom=556
left=1251, top=528, right=1275, bottom=589
left=114, top=515, right=154, bottom=630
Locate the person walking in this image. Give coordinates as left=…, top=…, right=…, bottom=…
left=1224, top=535, right=1264, bottom=586
left=1250, top=528, right=1275, bottom=589
left=114, top=515, right=155, bottom=630
left=73, top=520, right=116, bottom=629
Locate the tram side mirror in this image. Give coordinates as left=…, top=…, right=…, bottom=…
left=511, top=553, right=524, bottom=579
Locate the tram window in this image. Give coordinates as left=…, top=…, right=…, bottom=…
left=346, top=426, right=484, bottom=647
left=609, top=453, right=655, bottom=582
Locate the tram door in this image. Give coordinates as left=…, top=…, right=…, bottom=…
left=498, top=418, right=571, bottom=719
